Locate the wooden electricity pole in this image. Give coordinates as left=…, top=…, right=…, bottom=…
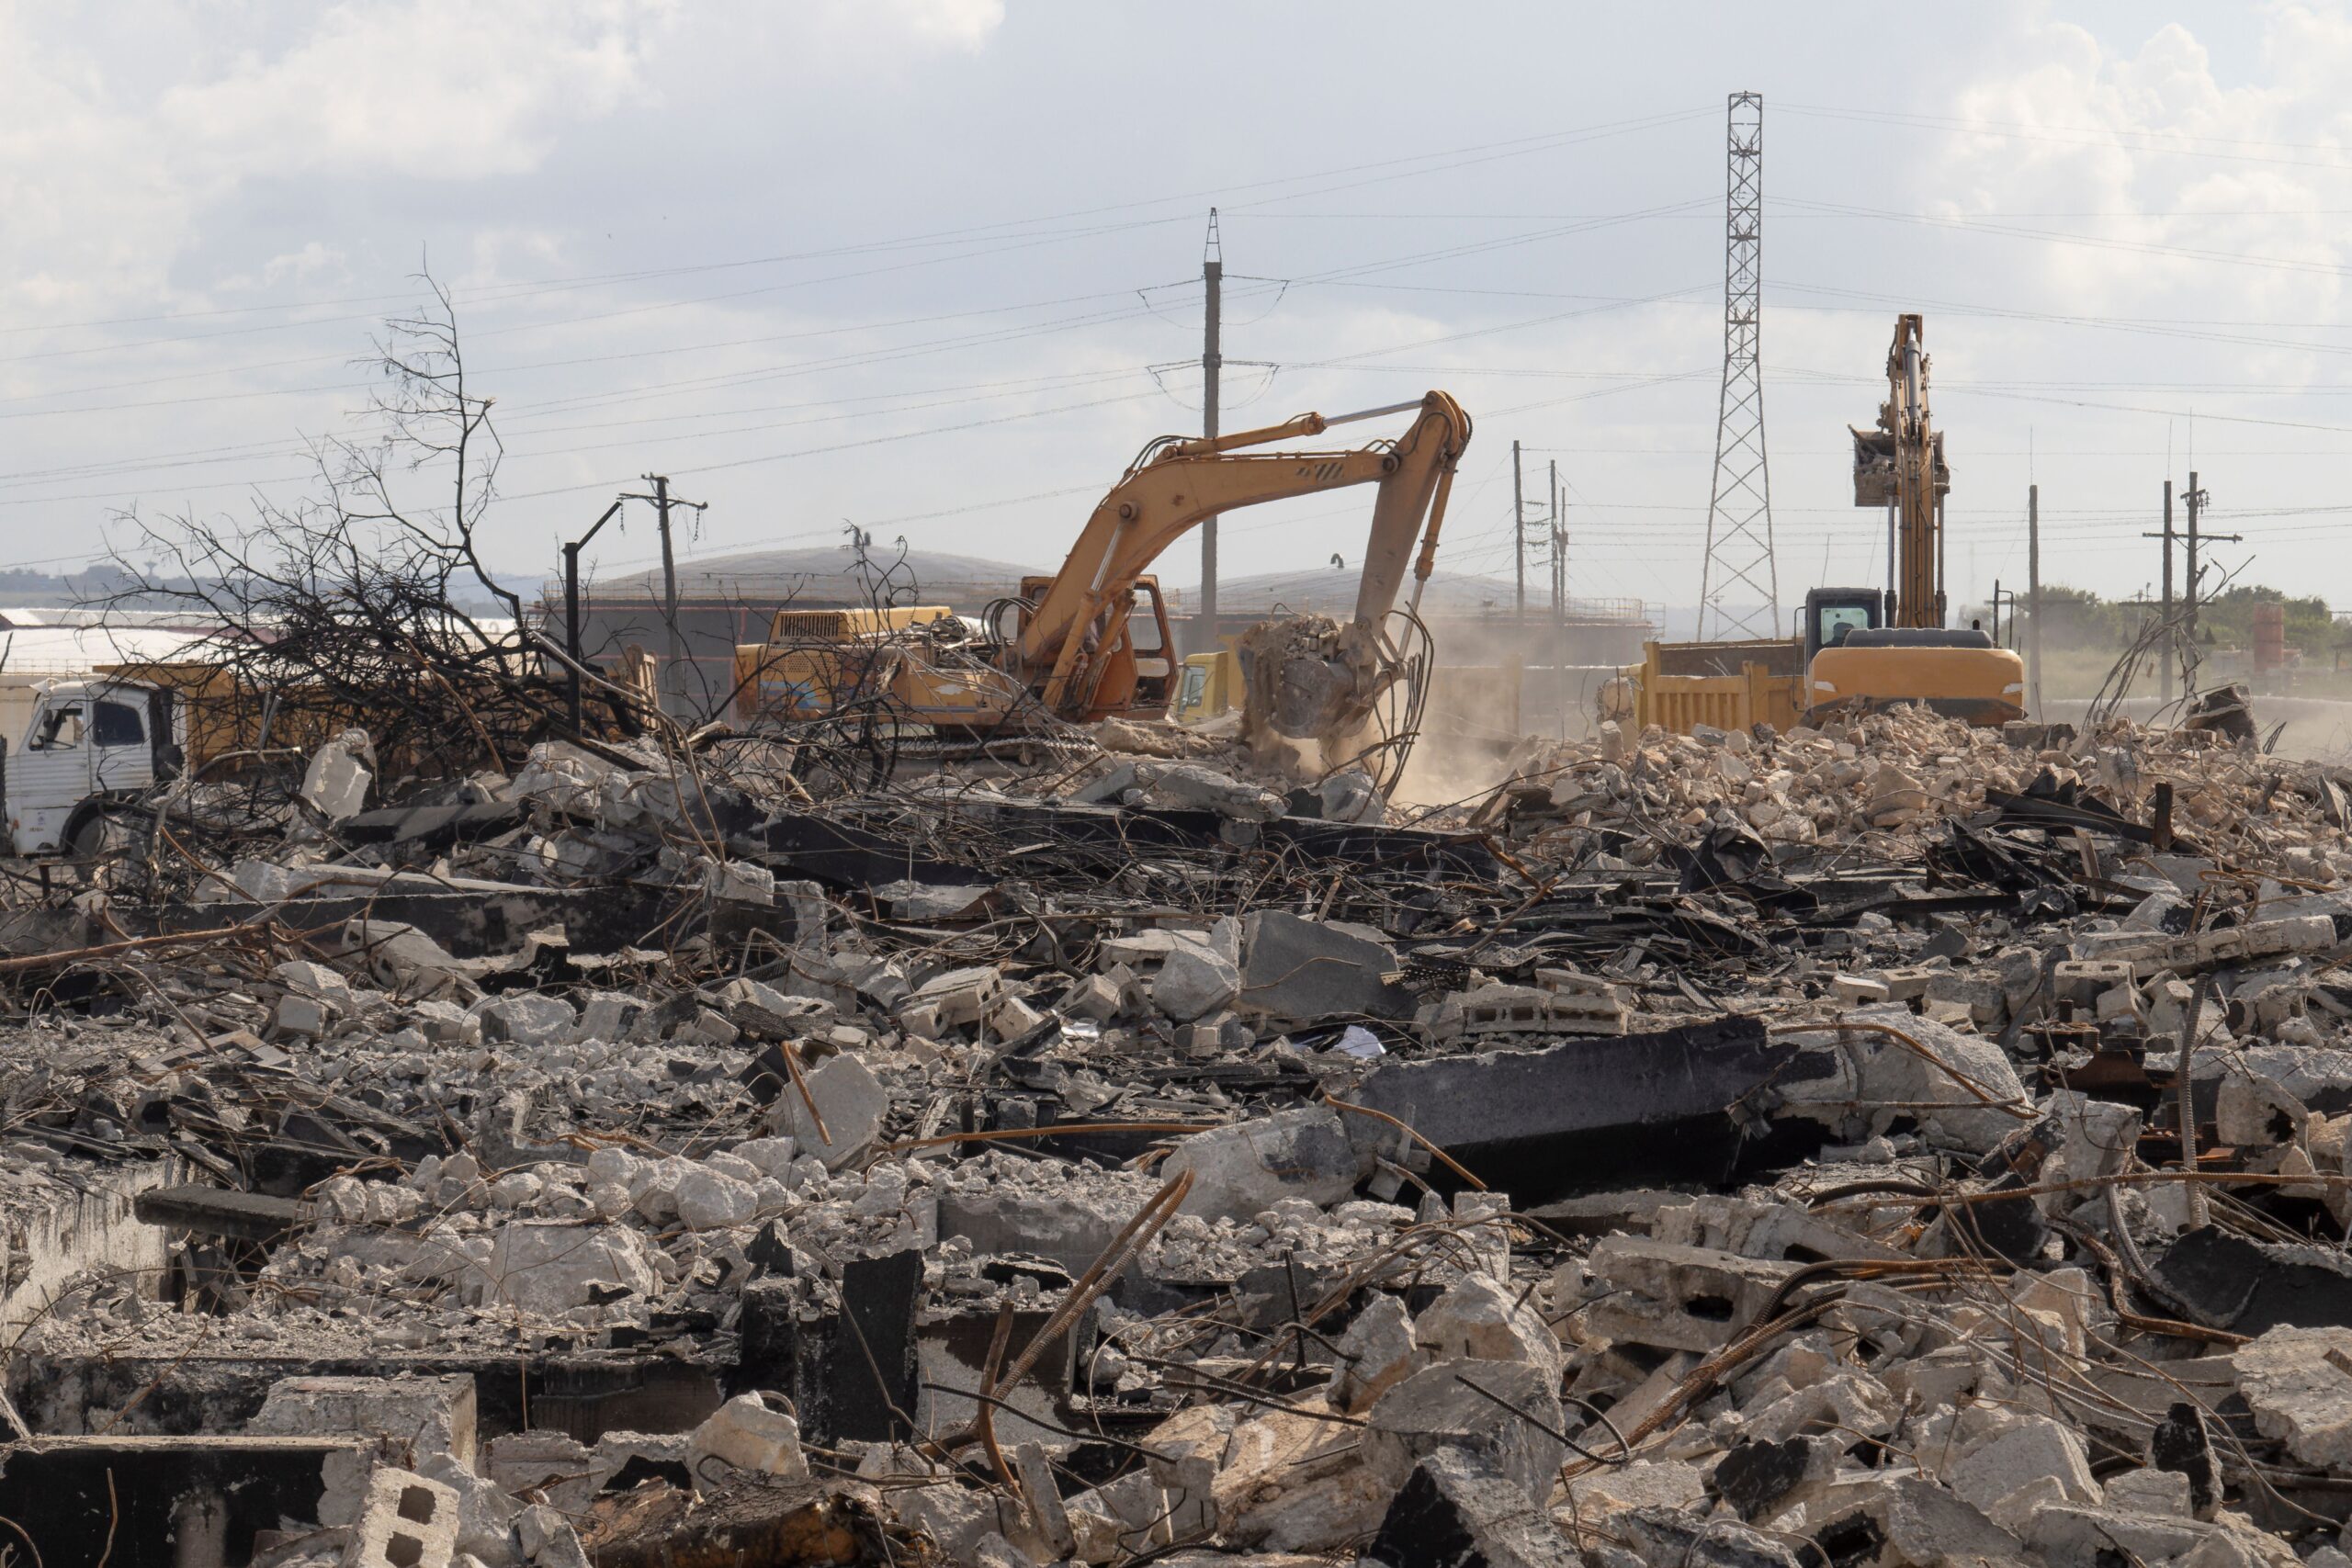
left=1198, top=211, right=1222, bottom=636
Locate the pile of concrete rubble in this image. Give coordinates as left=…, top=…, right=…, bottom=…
left=8, top=704, right=2352, bottom=1568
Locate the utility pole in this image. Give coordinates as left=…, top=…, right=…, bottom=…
left=1512, top=438, right=1526, bottom=622
left=2142, top=480, right=2185, bottom=701
left=1549, top=460, right=1564, bottom=625
left=2160, top=480, right=2174, bottom=703
left=2180, top=470, right=2239, bottom=697
left=620, top=473, right=707, bottom=716
left=654, top=474, right=681, bottom=709
left=562, top=498, right=626, bottom=730
left=1198, top=210, right=1222, bottom=640
left=2027, top=483, right=2042, bottom=722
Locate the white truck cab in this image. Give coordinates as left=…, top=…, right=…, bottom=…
left=2, top=677, right=180, bottom=857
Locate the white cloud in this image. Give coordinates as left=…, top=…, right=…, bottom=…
left=805, top=0, right=1004, bottom=53
left=156, top=2, right=667, bottom=181
left=260, top=242, right=348, bottom=288
left=0, top=0, right=673, bottom=322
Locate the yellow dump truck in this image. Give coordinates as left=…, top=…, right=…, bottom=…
left=1610, top=638, right=1806, bottom=735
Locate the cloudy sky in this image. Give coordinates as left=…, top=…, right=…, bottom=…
left=6, top=1, right=2352, bottom=626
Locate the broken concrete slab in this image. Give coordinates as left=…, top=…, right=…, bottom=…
left=1162, top=1105, right=1363, bottom=1221
left=1236, top=909, right=1415, bottom=1023
left=1345, top=1014, right=1838, bottom=1200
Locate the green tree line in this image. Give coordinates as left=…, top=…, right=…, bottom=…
left=2015, top=583, right=2339, bottom=653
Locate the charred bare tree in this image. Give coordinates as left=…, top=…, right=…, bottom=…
left=97, top=276, right=656, bottom=784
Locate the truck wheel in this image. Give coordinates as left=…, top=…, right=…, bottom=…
left=68, top=812, right=136, bottom=886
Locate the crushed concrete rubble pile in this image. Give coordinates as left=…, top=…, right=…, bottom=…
left=14, top=705, right=2352, bottom=1566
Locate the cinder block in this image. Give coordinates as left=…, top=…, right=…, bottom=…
left=345, top=1465, right=457, bottom=1568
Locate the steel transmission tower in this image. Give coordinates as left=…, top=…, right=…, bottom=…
left=1696, top=92, right=1778, bottom=641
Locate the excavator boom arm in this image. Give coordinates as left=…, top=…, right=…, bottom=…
left=1012, top=391, right=1470, bottom=711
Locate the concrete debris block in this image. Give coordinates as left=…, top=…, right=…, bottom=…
left=2033, top=1092, right=2143, bottom=1217
left=768, top=1049, right=888, bottom=1168
left=514, top=1503, right=591, bottom=1568
left=1212, top=1401, right=1390, bottom=1550
left=687, top=1392, right=807, bottom=1483
left=1059, top=972, right=1123, bottom=1021
left=700, top=856, right=775, bottom=906
left=1925, top=969, right=2006, bottom=1026
left=1837, top=1474, right=2023, bottom=1568
left=1828, top=1004, right=2030, bottom=1153
left=271, top=990, right=338, bottom=1040
left=464, top=1221, right=659, bottom=1315
left=1579, top=1235, right=1797, bottom=1353
left=1426, top=977, right=1628, bottom=1040
left=303, top=729, right=377, bottom=824
left=987, top=991, right=1046, bottom=1042
left=2229, top=1325, right=2352, bottom=1471
left=1869, top=964, right=1935, bottom=1000
left=1555, top=1457, right=1709, bottom=1535
left=1413, top=1273, right=1561, bottom=1380
left=568, top=989, right=643, bottom=1043
left=1143, top=1403, right=1237, bottom=1539
left=1237, top=909, right=1414, bottom=1022
left=251, top=1373, right=478, bottom=1465
left=1611, top=1506, right=1811, bottom=1567
left=1366, top=1359, right=1567, bottom=1504
left=1830, top=974, right=1889, bottom=1005
left=1161, top=1106, right=1362, bottom=1221
left=718, top=976, right=831, bottom=1040
left=2216, top=1068, right=2304, bottom=1149
left=2020, top=1505, right=2220, bottom=1568
left=1738, top=1366, right=1896, bottom=1445
left=1367, top=1444, right=1576, bottom=1568
left=416, top=1452, right=520, bottom=1563
left=345, top=1464, right=457, bottom=1568
left=1652, top=1194, right=1907, bottom=1264
left=1136, top=761, right=1288, bottom=822
left=345, top=920, right=469, bottom=999
left=893, top=1484, right=1004, bottom=1564
left=674, top=1165, right=759, bottom=1231
left=2104, top=1466, right=2193, bottom=1518
left=2052, top=957, right=2133, bottom=1006
left=474, top=993, right=576, bottom=1047
left=1151, top=942, right=1240, bottom=1022
left=1009, top=1439, right=1077, bottom=1558
left=1318, top=767, right=1385, bottom=825
left=1330, top=1294, right=1425, bottom=1415
left=900, top=965, right=1002, bottom=1030
left=1945, top=1412, right=2100, bottom=1517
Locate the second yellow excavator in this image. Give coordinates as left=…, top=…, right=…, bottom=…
left=1801, top=314, right=2025, bottom=725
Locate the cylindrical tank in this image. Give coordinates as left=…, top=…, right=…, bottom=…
left=2254, top=601, right=2287, bottom=671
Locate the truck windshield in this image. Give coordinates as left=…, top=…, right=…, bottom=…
left=30, top=705, right=85, bottom=750
left=1816, top=604, right=1874, bottom=648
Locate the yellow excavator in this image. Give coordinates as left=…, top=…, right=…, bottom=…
left=1801, top=314, right=2025, bottom=725
left=735, top=391, right=1473, bottom=753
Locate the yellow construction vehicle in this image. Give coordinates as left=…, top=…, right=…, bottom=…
left=1802, top=314, right=2024, bottom=725
left=1173, top=638, right=1241, bottom=725
left=735, top=391, right=1473, bottom=749
left=1611, top=317, right=2022, bottom=736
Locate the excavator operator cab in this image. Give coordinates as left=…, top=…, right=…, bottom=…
left=1803, top=588, right=1885, bottom=662
left=1012, top=572, right=1177, bottom=719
